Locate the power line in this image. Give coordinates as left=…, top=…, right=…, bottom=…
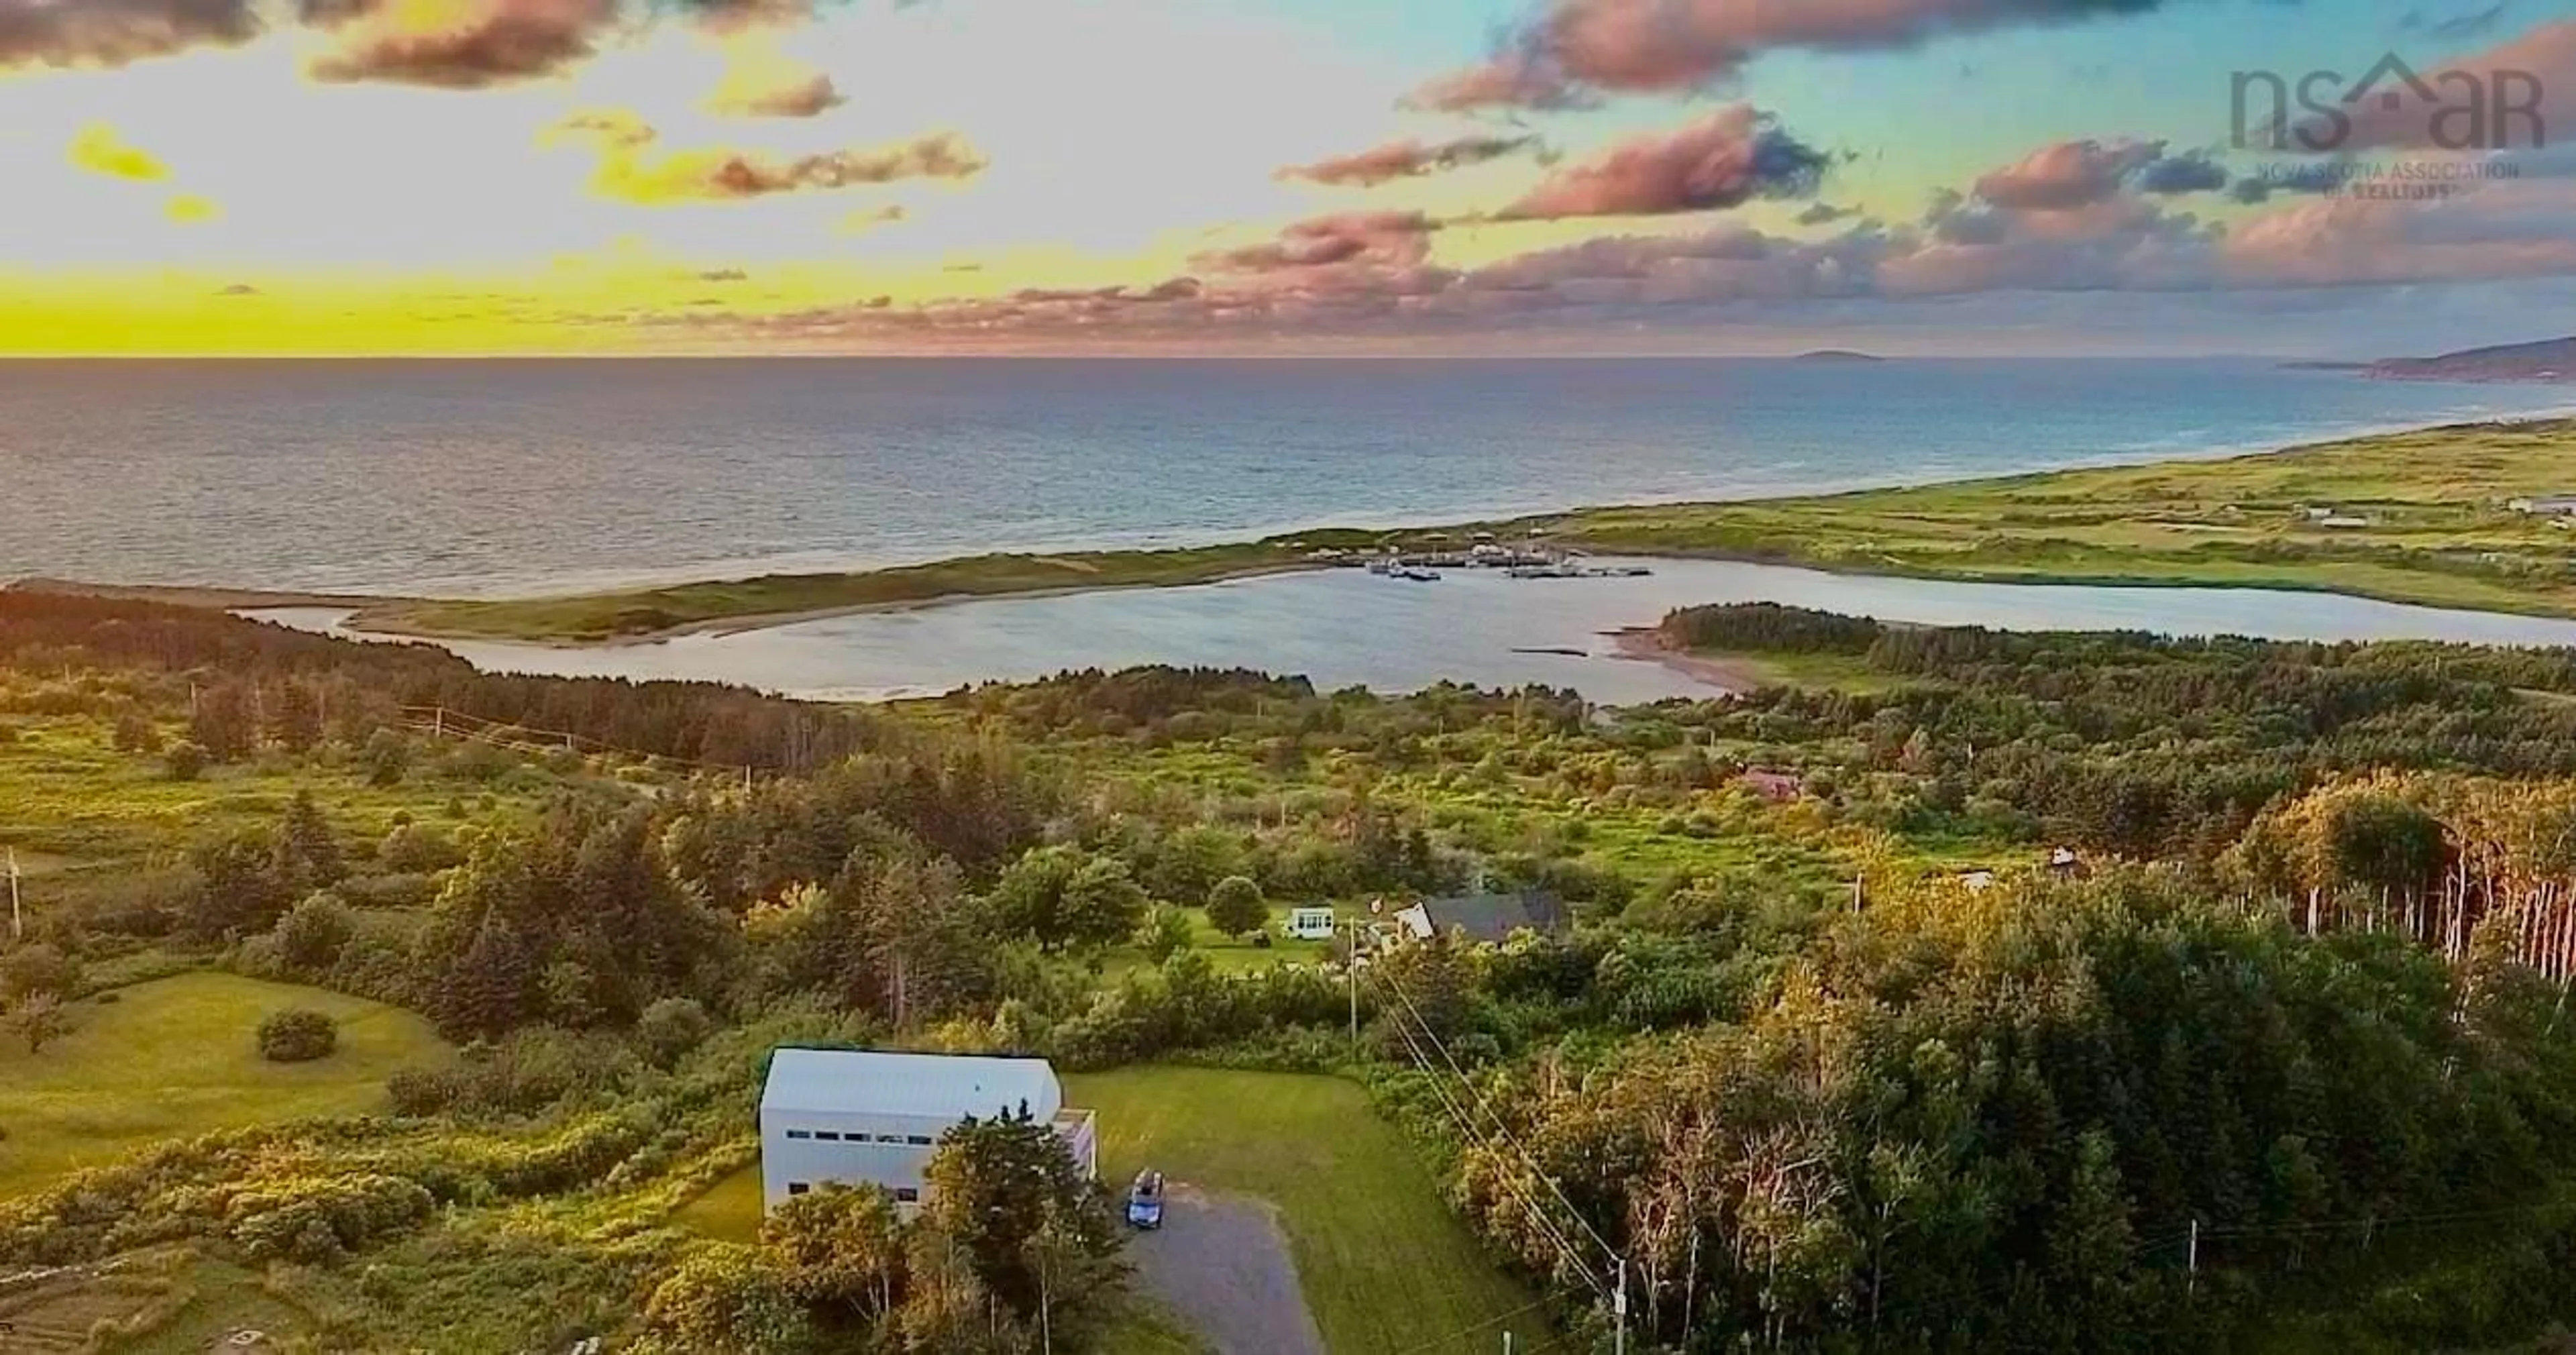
left=1373, top=961, right=1621, bottom=1266
left=1366, top=968, right=1603, bottom=1293
left=1370, top=973, right=1606, bottom=1298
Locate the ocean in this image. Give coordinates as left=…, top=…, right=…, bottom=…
left=4, top=358, right=2570, bottom=598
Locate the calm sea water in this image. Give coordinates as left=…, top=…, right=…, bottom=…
left=261, top=562, right=2576, bottom=704
left=4, top=358, right=2570, bottom=596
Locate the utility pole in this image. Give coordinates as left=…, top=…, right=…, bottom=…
left=2186, top=1218, right=2200, bottom=1297
left=1614, top=1255, right=1629, bottom=1355
left=1346, top=918, right=1360, bottom=1053
left=5, top=847, right=19, bottom=944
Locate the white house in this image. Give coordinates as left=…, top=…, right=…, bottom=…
left=758, top=1048, right=1097, bottom=1213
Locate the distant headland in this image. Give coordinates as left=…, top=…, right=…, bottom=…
left=2367, top=336, right=2576, bottom=384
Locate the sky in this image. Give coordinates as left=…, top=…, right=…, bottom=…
left=4, top=0, right=2576, bottom=355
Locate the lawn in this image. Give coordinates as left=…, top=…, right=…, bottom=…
left=668, top=1157, right=767, bottom=1243
left=670, top=1066, right=1546, bottom=1353
left=1067, top=1066, right=1545, bottom=1355
left=0, top=971, right=452, bottom=1197
left=1096, top=903, right=1336, bottom=981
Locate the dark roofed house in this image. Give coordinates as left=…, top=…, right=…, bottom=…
left=1393, top=889, right=1570, bottom=946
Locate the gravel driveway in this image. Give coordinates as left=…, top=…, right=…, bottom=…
left=1126, top=1183, right=1326, bottom=1355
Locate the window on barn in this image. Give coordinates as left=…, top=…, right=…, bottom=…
left=785, top=1130, right=812, bottom=1140
left=814, top=1130, right=843, bottom=1140
left=906, top=1135, right=932, bottom=1145
left=877, top=1134, right=904, bottom=1144
left=894, top=1187, right=920, bottom=1203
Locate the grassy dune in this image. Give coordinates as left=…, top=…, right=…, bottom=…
left=62, top=417, right=2576, bottom=642
left=1531, top=419, right=2576, bottom=616
left=349, top=542, right=1344, bottom=643
left=0, top=971, right=451, bottom=1196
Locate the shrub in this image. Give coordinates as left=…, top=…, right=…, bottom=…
left=111, top=712, right=163, bottom=754
left=164, top=742, right=207, bottom=781
left=377, top=823, right=462, bottom=874
left=257, top=1008, right=339, bottom=1063
left=0, top=942, right=79, bottom=1005
left=273, top=893, right=357, bottom=973
left=362, top=729, right=410, bottom=788
left=1135, top=904, right=1193, bottom=964
left=334, top=871, right=441, bottom=910
left=386, top=1028, right=643, bottom=1118
left=637, top=997, right=713, bottom=1069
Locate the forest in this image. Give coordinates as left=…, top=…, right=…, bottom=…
left=3, top=589, right=2575, bottom=1352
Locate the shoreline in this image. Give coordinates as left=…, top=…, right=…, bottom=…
left=1605, top=627, right=1764, bottom=694
left=21, top=412, right=2576, bottom=647
left=340, top=560, right=1328, bottom=649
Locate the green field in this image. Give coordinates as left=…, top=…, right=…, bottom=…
left=667, top=1157, right=767, bottom=1242
left=0, top=971, right=451, bottom=1196
left=1529, top=418, right=2576, bottom=618
left=0, top=710, right=557, bottom=884
left=257, top=418, right=2576, bottom=643
left=1068, top=1067, right=1544, bottom=1355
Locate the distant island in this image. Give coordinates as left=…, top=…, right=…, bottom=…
left=2369, top=335, right=2576, bottom=384
left=1792, top=349, right=1888, bottom=362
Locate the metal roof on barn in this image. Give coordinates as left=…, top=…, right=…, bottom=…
left=760, top=1048, right=1064, bottom=1121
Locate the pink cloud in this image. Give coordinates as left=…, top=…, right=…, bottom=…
left=305, top=0, right=614, bottom=89
left=1497, top=107, right=1827, bottom=220
left=1411, top=0, right=2195, bottom=111
left=1974, top=138, right=2167, bottom=211
left=1279, top=134, right=1539, bottom=188
left=2279, top=17, right=2572, bottom=152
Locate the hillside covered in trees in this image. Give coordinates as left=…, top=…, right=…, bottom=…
left=3, top=590, right=2576, bottom=1351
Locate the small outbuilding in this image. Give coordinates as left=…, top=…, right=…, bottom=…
left=1285, top=906, right=1338, bottom=940
left=758, top=1048, right=1096, bottom=1213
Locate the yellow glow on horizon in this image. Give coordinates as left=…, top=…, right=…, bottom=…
left=0, top=0, right=1904, bottom=354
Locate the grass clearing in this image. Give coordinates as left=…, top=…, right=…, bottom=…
left=1067, top=1067, right=1542, bottom=1355
left=0, top=711, right=555, bottom=872
left=668, top=1158, right=766, bottom=1244
left=0, top=971, right=451, bottom=1197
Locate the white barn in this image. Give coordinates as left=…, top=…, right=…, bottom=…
left=758, top=1048, right=1097, bottom=1213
